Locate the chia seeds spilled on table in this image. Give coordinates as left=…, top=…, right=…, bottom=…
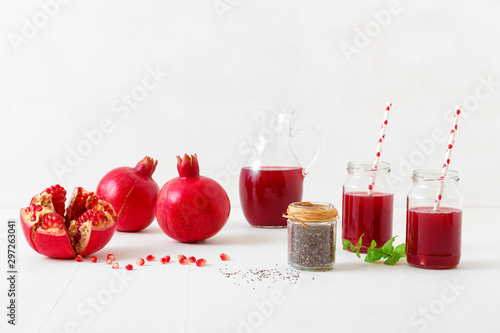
left=219, top=265, right=301, bottom=287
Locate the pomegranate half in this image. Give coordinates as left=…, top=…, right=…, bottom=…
left=20, top=185, right=117, bottom=259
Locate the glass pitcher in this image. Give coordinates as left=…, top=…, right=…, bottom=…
left=239, top=108, right=322, bottom=228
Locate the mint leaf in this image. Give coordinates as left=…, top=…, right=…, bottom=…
left=364, top=248, right=383, bottom=263
left=342, top=239, right=356, bottom=252
left=343, top=235, right=406, bottom=266
left=355, top=234, right=363, bottom=258
left=384, top=252, right=401, bottom=265
left=358, top=234, right=364, bottom=248
left=378, top=236, right=397, bottom=258
left=394, top=243, right=406, bottom=258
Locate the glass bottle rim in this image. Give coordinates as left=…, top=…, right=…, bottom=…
left=412, top=169, right=459, bottom=182
left=347, top=161, right=391, bottom=172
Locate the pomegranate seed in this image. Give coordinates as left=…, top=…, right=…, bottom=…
left=146, top=255, right=156, bottom=262
left=75, top=255, right=83, bottom=262
left=125, top=264, right=133, bottom=271
left=44, top=184, right=67, bottom=217
left=196, top=258, right=207, bottom=267
left=220, top=253, right=230, bottom=261
left=90, top=256, right=97, bottom=263
left=179, top=257, right=188, bottom=265
left=107, top=254, right=115, bottom=261
left=164, top=255, right=171, bottom=263
left=106, top=258, right=113, bottom=265
left=112, top=262, right=119, bottom=269
left=160, top=256, right=169, bottom=264
left=41, top=214, right=65, bottom=230
left=178, top=254, right=186, bottom=261
left=26, top=204, right=43, bottom=222
left=77, top=208, right=105, bottom=227
left=136, top=258, right=145, bottom=266
left=188, top=256, right=196, bottom=263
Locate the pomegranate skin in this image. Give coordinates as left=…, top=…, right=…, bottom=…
left=78, top=227, right=116, bottom=257
left=20, top=209, right=76, bottom=259
left=96, top=157, right=159, bottom=232
left=155, top=154, right=231, bottom=243
left=33, top=229, right=75, bottom=259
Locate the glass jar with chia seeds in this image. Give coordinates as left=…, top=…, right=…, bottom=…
left=285, top=202, right=338, bottom=271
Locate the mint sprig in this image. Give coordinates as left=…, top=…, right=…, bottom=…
left=342, top=234, right=406, bottom=265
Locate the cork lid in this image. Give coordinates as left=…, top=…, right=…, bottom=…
left=283, top=202, right=338, bottom=227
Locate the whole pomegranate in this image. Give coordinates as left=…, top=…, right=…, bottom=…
left=96, top=156, right=159, bottom=232
left=156, top=154, right=231, bottom=242
left=20, top=185, right=117, bottom=259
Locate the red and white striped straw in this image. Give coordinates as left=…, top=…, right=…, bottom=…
left=433, top=106, right=461, bottom=210
left=368, top=102, right=392, bottom=195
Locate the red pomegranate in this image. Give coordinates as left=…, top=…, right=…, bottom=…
left=155, top=154, right=231, bottom=242
left=97, top=156, right=159, bottom=232
left=20, top=185, right=116, bottom=259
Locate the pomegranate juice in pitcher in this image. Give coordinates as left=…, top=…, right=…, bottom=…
left=239, top=109, right=321, bottom=228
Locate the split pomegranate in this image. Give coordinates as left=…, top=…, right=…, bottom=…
left=156, top=154, right=231, bottom=242
left=97, top=156, right=160, bottom=232
left=20, top=185, right=117, bottom=259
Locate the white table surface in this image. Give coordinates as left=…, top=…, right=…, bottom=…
left=1, top=207, right=499, bottom=333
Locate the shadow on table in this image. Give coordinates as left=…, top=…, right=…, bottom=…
left=455, top=259, right=500, bottom=270
left=201, top=229, right=282, bottom=246
left=330, top=262, right=379, bottom=272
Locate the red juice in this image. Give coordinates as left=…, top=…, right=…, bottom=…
left=406, top=207, right=462, bottom=269
left=342, top=191, right=393, bottom=252
left=239, top=167, right=304, bottom=228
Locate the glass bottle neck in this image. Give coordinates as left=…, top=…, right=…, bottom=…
left=412, top=169, right=459, bottom=185
left=347, top=161, right=391, bottom=174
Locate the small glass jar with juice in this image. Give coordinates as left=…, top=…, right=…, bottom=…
left=406, top=170, right=462, bottom=269
left=342, top=161, right=394, bottom=252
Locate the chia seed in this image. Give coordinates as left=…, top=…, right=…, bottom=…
left=288, top=221, right=336, bottom=270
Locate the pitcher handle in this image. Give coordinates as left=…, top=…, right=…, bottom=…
left=290, top=125, right=323, bottom=176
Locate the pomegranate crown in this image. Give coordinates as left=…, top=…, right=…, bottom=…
left=176, top=154, right=200, bottom=178
left=135, top=156, right=158, bottom=177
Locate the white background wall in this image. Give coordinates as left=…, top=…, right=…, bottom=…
left=1, top=0, right=499, bottom=210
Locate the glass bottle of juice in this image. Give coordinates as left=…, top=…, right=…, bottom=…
left=406, top=170, right=462, bottom=269
left=342, top=161, right=394, bottom=252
